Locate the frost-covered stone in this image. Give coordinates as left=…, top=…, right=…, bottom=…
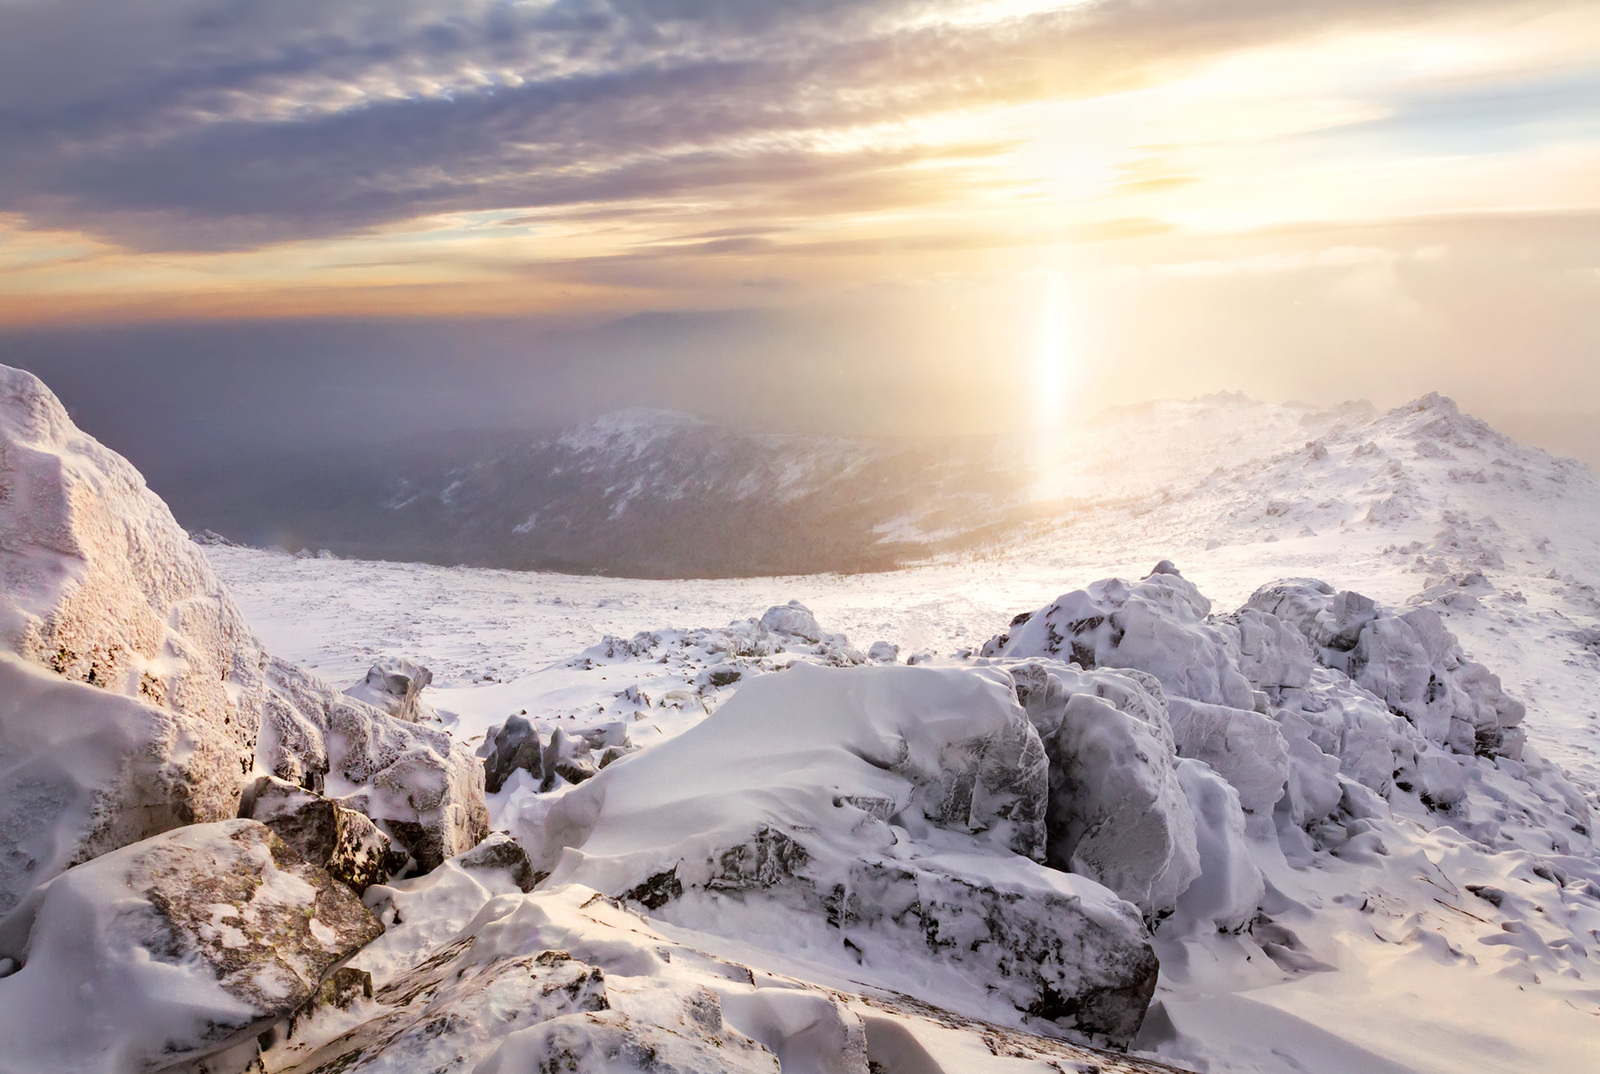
left=1268, top=667, right=1420, bottom=796
left=983, top=570, right=1256, bottom=710
left=0, top=366, right=269, bottom=913
left=1011, top=663, right=1199, bottom=918
left=240, top=775, right=396, bottom=893
left=343, top=657, right=435, bottom=723
left=759, top=599, right=823, bottom=643
left=457, top=832, right=542, bottom=892
left=1248, top=580, right=1525, bottom=758
left=1165, top=697, right=1289, bottom=816
left=259, top=658, right=489, bottom=874
left=1170, top=760, right=1263, bottom=934
left=529, top=664, right=1156, bottom=1047
left=482, top=714, right=542, bottom=793
left=0, top=820, right=381, bottom=1074
left=542, top=726, right=598, bottom=790
left=1214, top=608, right=1315, bottom=691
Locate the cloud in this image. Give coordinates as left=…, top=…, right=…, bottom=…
left=0, top=0, right=1565, bottom=251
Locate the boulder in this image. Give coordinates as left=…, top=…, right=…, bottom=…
left=1248, top=580, right=1525, bottom=758
left=457, top=832, right=543, bottom=893
left=1169, top=759, right=1263, bottom=934
left=0, top=820, right=381, bottom=1074
left=1007, top=662, right=1200, bottom=919
left=240, top=775, right=397, bottom=893
left=1164, top=697, right=1289, bottom=816
left=542, top=726, right=598, bottom=791
left=343, top=657, right=435, bottom=723
left=759, top=600, right=823, bottom=643
left=482, top=715, right=542, bottom=793
left=983, top=570, right=1257, bottom=711
left=0, top=366, right=267, bottom=914
left=528, top=664, right=1156, bottom=1048
left=258, top=658, right=489, bottom=875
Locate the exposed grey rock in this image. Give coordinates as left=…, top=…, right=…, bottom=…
left=0, top=820, right=382, bottom=1074
left=457, top=832, right=542, bottom=892
left=482, top=714, right=542, bottom=793
left=240, top=775, right=397, bottom=893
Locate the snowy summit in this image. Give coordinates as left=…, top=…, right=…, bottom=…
left=0, top=361, right=1597, bottom=1074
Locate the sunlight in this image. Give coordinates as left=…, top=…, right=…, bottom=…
left=1030, top=266, right=1077, bottom=502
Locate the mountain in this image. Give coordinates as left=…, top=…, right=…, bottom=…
left=163, top=394, right=1369, bottom=577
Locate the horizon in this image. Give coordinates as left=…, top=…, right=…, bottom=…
left=2, top=0, right=1598, bottom=469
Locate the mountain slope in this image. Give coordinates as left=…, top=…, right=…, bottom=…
left=167, top=395, right=1365, bottom=577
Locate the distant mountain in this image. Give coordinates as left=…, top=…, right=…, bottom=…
left=162, top=395, right=1370, bottom=577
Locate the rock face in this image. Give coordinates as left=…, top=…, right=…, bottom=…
left=0, top=820, right=382, bottom=1074
left=343, top=657, right=435, bottom=723
left=1003, top=662, right=1201, bottom=919
left=240, top=776, right=397, bottom=893
left=258, top=658, right=490, bottom=874
left=0, top=366, right=267, bottom=915
left=1248, top=579, right=1526, bottom=758
left=528, top=663, right=1156, bottom=1048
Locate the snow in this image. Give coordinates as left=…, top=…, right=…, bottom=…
left=200, top=391, right=1600, bottom=1074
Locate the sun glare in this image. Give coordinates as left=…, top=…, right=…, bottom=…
left=1030, top=266, right=1076, bottom=502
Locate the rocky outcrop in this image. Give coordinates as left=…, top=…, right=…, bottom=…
left=530, top=664, right=1156, bottom=1048
left=239, top=775, right=397, bottom=893
left=258, top=658, right=489, bottom=874
left=343, top=657, right=435, bottom=723
left=0, top=366, right=267, bottom=915
left=0, top=820, right=381, bottom=1074
left=1248, top=579, right=1526, bottom=758
left=1004, top=662, right=1201, bottom=919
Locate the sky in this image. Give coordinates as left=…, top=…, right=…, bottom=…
left=2, top=0, right=1599, bottom=461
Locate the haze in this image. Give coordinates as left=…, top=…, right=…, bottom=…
left=3, top=0, right=1598, bottom=472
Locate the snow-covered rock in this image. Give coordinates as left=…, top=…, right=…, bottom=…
left=982, top=570, right=1256, bottom=710
left=1248, top=579, right=1526, bottom=757
left=526, top=663, right=1155, bottom=1047
left=1169, top=759, right=1263, bottom=934
left=1164, top=697, right=1289, bottom=816
left=0, top=819, right=381, bottom=1074
left=240, top=775, right=397, bottom=894
left=343, top=657, right=435, bottom=723
left=0, top=365, right=267, bottom=914
left=259, top=658, right=489, bottom=874
left=1002, top=661, right=1200, bottom=918
left=542, top=726, right=599, bottom=791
